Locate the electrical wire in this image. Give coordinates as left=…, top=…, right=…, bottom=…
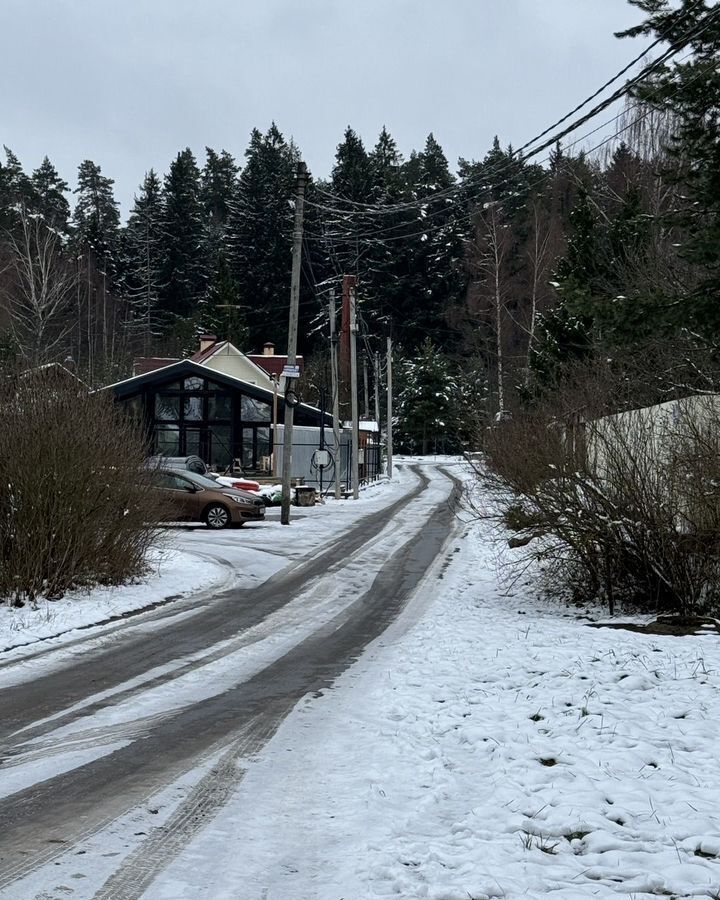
left=311, top=4, right=718, bottom=221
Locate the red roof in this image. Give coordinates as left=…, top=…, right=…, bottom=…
left=247, top=354, right=304, bottom=378
left=190, top=340, right=229, bottom=364
left=133, top=357, right=180, bottom=376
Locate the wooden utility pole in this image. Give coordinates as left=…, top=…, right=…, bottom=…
left=329, top=288, right=342, bottom=500
left=339, top=275, right=355, bottom=388
left=281, top=161, right=309, bottom=525
left=374, top=351, right=381, bottom=425
left=363, top=355, right=370, bottom=419
left=349, top=282, right=360, bottom=500
left=386, top=335, right=393, bottom=478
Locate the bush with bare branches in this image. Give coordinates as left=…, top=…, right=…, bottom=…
left=481, top=359, right=720, bottom=616
left=0, top=370, right=163, bottom=606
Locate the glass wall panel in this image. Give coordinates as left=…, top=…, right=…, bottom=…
left=185, top=427, right=202, bottom=457
left=241, top=396, right=271, bottom=422
left=155, top=395, right=180, bottom=421
left=209, top=426, right=232, bottom=470
left=183, top=395, right=203, bottom=421
left=257, top=427, right=270, bottom=461
left=242, top=428, right=254, bottom=469
left=208, top=394, right=231, bottom=421
left=155, top=425, right=180, bottom=456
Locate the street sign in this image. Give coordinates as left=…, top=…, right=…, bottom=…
left=282, top=365, right=301, bottom=378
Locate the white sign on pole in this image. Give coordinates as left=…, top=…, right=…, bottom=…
left=282, top=365, right=301, bottom=378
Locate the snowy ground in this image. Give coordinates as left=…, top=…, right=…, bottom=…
left=143, top=469, right=720, bottom=900
left=3, top=460, right=719, bottom=899
left=0, top=547, right=229, bottom=655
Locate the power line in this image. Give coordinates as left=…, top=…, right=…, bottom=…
left=312, top=5, right=718, bottom=221
left=304, top=48, right=713, bottom=254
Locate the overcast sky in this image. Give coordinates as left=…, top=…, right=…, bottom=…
left=0, top=0, right=647, bottom=218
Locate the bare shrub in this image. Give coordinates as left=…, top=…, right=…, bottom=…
left=481, top=358, right=720, bottom=616
left=0, top=369, right=163, bottom=606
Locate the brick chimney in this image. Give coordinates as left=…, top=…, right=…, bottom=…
left=199, top=333, right=217, bottom=353
left=263, top=342, right=275, bottom=356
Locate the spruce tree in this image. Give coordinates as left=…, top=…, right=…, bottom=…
left=225, top=124, right=296, bottom=350
left=200, top=148, right=242, bottom=341
left=399, top=134, right=466, bottom=351
left=158, top=148, right=207, bottom=324
left=395, top=340, right=462, bottom=454
left=123, top=169, right=164, bottom=352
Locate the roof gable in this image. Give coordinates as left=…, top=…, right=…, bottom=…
left=103, top=359, right=329, bottom=423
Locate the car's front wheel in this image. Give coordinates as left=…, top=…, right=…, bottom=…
left=204, top=503, right=231, bottom=529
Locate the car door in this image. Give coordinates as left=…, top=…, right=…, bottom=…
left=156, top=472, right=197, bottom=520
left=168, top=473, right=203, bottom=520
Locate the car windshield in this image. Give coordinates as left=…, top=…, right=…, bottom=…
left=180, top=471, right=224, bottom=490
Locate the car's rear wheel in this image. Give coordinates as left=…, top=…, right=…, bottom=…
left=204, top=503, right=231, bottom=529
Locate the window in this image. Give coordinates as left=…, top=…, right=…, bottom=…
left=241, top=395, right=270, bottom=422
left=155, top=395, right=180, bottom=421
left=155, top=425, right=180, bottom=456
left=184, top=376, right=204, bottom=391
left=209, top=426, right=232, bottom=469
left=209, top=393, right=231, bottom=421
left=183, top=395, right=203, bottom=421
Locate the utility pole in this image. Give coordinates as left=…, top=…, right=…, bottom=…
left=349, top=281, right=360, bottom=500
left=386, top=335, right=393, bottom=478
left=281, top=161, right=309, bottom=525
left=339, top=275, right=355, bottom=387
left=374, top=351, right=381, bottom=425
left=329, top=288, right=342, bottom=500
left=363, top=356, right=370, bottom=420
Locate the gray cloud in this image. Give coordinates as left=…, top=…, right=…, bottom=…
left=0, top=0, right=644, bottom=216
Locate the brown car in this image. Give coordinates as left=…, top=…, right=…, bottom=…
left=153, top=469, right=265, bottom=529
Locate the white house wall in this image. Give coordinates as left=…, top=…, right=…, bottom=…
left=202, top=346, right=277, bottom=388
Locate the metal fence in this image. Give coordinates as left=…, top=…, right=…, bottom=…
left=273, top=426, right=382, bottom=493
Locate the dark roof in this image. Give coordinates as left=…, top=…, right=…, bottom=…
left=104, top=359, right=329, bottom=424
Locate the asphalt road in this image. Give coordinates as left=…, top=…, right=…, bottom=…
left=0, top=464, right=460, bottom=898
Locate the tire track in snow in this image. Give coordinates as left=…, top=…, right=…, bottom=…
left=0, top=466, right=427, bottom=745
left=0, top=467, right=460, bottom=895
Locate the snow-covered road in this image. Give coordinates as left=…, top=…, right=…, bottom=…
left=0, top=461, right=463, bottom=898
left=2, top=459, right=719, bottom=900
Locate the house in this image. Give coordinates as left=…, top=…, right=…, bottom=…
left=105, top=339, right=325, bottom=474
left=132, top=336, right=303, bottom=393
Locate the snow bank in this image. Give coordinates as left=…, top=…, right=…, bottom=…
left=0, top=547, right=228, bottom=655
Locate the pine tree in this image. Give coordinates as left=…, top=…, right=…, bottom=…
left=31, top=157, right=70, bottom=231
left=73, top=159, right=121, bottom=276
left=0, top=147, right=35, bottom=231
left=158, top=148, right=207, bottom=324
